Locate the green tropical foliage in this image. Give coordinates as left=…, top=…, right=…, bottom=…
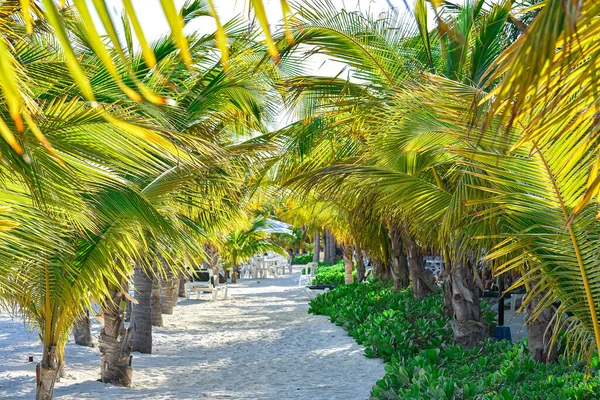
left=217, top=217, right=287, bottom=282
left=293, top=252, right=314, bottom=264
left=2, top=0, right=600, bottom=398
left=311, top=281, right=600, bottom=399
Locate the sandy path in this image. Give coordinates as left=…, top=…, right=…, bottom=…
left=0, top=266, right=384, bottom=399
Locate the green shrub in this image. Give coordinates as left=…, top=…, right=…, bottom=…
left=313, top=261, right=356, bottom=285
left=309, top=280, right=600, bottom=399
left=310, top=280, right=451, bottom=361
left=318, top=260, right=338, bottom=267
left=374, top=340, right=600, bottom=399
left=293, top=252, right=313, bottom=264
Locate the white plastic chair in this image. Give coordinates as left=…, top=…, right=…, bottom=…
left=251, top=257, right=263, bottom=279
left=240, top=262, right=253, bottom=279
left=299, top=262, right=318, bottom=287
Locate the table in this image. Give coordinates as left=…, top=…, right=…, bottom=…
left=262, top=258, right=281, bottom=278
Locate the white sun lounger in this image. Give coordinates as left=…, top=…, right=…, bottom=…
left=185, top=269, right=227, bottom=301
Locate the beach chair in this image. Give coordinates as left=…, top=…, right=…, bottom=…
left=184, top=269, right=227, bottom=301
left=304, top=284, right=334, bottom=299
left=276, top=258, right=291, bottom=276
left=299, top=262, right=318, bottom=287
left=240, top=262, right=253, bottom=280
left=252, top=257, right=264, bottom=279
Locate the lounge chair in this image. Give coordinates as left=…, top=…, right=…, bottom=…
left=184, top=269, right=227, bottom=301
left=304, top=284, right=335, bottom=299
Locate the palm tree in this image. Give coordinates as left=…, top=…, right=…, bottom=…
left=218, top=217, right=286, bottom=283
left=268, top=0, right=516, bottom=349
left=131, top=261, right=153, bottom=354
left=72, top=310, right=94, bottom=347
left=482, top=0, right=600, bottom=361
left=0, top=4, right=278, bottom=398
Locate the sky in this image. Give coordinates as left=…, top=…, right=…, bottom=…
left=87, top=0, right=416, bottom=127
left=100, top=1, right=404, bottom=40
left=93, top=0, right=408, bottom=76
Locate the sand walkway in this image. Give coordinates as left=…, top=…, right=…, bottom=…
left=0, top=266, right=384, bottom=399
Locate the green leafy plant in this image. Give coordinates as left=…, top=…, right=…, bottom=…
left=310, top=281, right=600, bottom=399
left=293, top=253, right=314, bottom=264
left=313, top=261, right=356, bottom=286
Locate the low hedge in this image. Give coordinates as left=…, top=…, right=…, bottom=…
left=313, top=261, right=356, bottom=285
left=293, top=253, right=313, bottom=264
left=309, top=280, right=600, bottom=399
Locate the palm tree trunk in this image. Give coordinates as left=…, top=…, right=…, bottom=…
left=158, top=255, right=176, bottom=314
left=322, top=230, right=329, bottom=264
left=448, top=259, right=487, bottom=349
left=343, top=244, right=354, bottom=284
left=388, top=224, right=409, bottom=290
left=355, top=244, right=365, bottom=282
left=131, top=264, right=153, bottom=354
left=442, top=278, right=454, bottom=317
left=405, top=236, right=436, bottom=299
left=171, top=279, right=179, bottom=307
left=160, top=276, right=175, bottom=315
left=313, top=232, right=321, bottom=263
left=324, top=229, right=336, bottom=264
left=526, top=287, right=557, bottom=363
left=73, top=309, right=94, bottom=347
left=330, top=231, right=337, bottom=263
left=151, top=276, right=163, bottom=327
left=99, top=287, right=132, bottom=386
left=35, top=344, right=60, bottom=400
left=231, top=263, right=238, bottom=284
left=58, top=352, right=66, bottom=379
left=372, top=257, right=392, bottom=281
left=178, top=276, right=187, bottom=297
left=206, top=243, right=221, bottom=284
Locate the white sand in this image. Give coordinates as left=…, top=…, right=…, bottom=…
left=0, top=266, right=385, bottom=399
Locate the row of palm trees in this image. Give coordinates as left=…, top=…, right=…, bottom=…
left=0, top=2, right=290, bottom=399
left=267, top=0, right=600, bottom=366
left=1, top=0, right=599, bottom=398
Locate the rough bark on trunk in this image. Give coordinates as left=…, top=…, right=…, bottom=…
left=449, top=260, right=487, bottom=349
left=158, top=255, right=176, bottom=314
left=313, top=232, right=321, bottom=263
left=323, top=230, right=329, bottom=264
left=355, top=244, right=366, bottom=282
left=160, top=279, right=175, bottom=315
left=151, top=276, right=163, bottom=327
left=35, top=345, right=60, bottom=400
left=131, top=264, right=153, bottom=354
left=178, top=276, right=187, bottom=298
left=405, top=237, right=437, bottom=299
left=73, top=309, right=94, bottom=347
left=171, top=279, right=179, bottom=307
left=58, top=355, right=66, bottom=379
left=329, top=231, right=337, bottom=264
left=388, top=224, right=409, bottom=290
left=205, top=243, right=220, bottom=283
left=99, top=288, right=132, bottom=386
left=343, top=244, right=354, bottom=284
left=526, top=288, right=557, bottom=363
left=231, top=265, right=238, bottom=284
left=324, top=229, right=336, bottom=264
left=442, top=277, right=453, bottom=317
left=372, top=257, right=392, bottom=281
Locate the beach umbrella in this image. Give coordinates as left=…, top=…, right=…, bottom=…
left=258, top=219, right=293, bottom=235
